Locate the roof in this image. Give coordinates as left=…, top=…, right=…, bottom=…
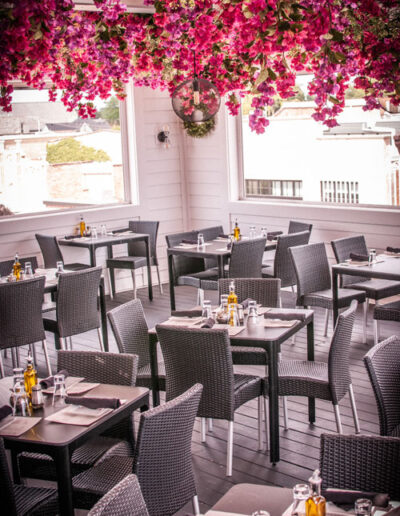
left=45, top=119, right=111, bottom=133
left=323, top=122, right=395, bottom=136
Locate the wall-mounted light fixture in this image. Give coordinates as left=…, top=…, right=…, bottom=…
left=157, top=125, right=171, bottom=149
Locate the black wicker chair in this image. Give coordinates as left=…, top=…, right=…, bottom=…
left=372, top=301, right=400, bottom=345
left=72, top=384, right=203, bottom=516
left=0, top=438, right=59, bottom=516
left=88, top=474, right=149, bottom=516
left=363, top=336, right=400, bottom=437
left=278, top=300, right=360, bottom=434
left=156, top=325, right=266, bottom=476
left=320, top=433, right=400, bottom=499
left=18, top=350, right=138, bottom=482
left=107, top=299, right=166, bottom=392
left=199, top=225, right=224, bottom=269
left=0, top=276, right=51, bottom=377
left=35, top=233, right=88, bottom=271
left=43, top=266, right=103, bottom=351
left=262, top=231, right=311, bottom=290
left=218, top=278, right=280, bottom=367
left=289, top=242, right=367, bottom=340
left=0, top=256, right=39, bottom=277
left=107, top=220, right=163, bottom=298
left=288, top=220, right=313, bottom=234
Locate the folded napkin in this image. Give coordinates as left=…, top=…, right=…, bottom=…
left=219, top=234, right=230, bottom=239
left=63, top=234, right=81, bottom=240
left=240, top=298, right=256, bottom=309
left=227, top=241, right=232, bottom=250
left=267, top=231, right=283, bottom=240
left=201, top=318, right=215, bottom=329
left=0, top=405, right=12, bottom=422
left=171, top=309, right=202, bottom=318
left=65, top=396, right=120, bottom=410
left=349, top=252, right=369, bottom=262
left=387, top=246, right=400, bottom=254
left=324, top=489, right=390, bottom=509
left=181, top=239, right=198, bottom=245
left=264, top=311, right=306, bottom=322
left=40, top=369, right=69, bottom=389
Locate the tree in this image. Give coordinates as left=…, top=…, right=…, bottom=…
left=97, top=97, right=120, bottom=126
left=47, top=138, right=110, bottom=164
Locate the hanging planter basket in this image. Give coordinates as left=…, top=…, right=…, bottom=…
left=183, top=117, right=216, bottom=138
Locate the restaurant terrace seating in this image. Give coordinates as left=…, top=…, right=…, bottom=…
left=288, top=220, right=313, bottom=234
left=0, top=256, right=38, bottom=277
left=35, top=234, right=88, bottom=271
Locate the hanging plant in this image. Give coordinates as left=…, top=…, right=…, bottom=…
left=184, top=117, right=216, bottom=138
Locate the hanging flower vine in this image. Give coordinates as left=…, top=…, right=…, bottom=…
left=0, top=0, right=399, bottom=132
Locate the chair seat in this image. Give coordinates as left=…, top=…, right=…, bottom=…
left=344, top=278, right=400, bottom=300
left=233, top=374, right=263, bottom=411
left=64, top=263, right=90, bottom=271
left=261, top=265, right=274, bottom=278
left=302, top=288, right=365, bottom=309
left=18, top=436, right=127, bottom=481
left=14, top=484, right=59, bottom=516
left=107, top=256, right=151, bottom=270
left=177, top=268, right=219, bottom=289
left=390, top=424, right=400, bottom=437
left=136, top=362, right=166, bottom=392
left=231, top=346, right=267, bottom=366
left=42, top=312, right=57, bottom=333
left=374, top=300, right=400, bottom=321
left=277, top=360, right=332, bottom=400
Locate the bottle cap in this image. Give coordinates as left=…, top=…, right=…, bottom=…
left=308, top=469, right=322, bottom=487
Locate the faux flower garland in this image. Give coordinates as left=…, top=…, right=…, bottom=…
left=0, top=0, right=399, bottom=133
left=184, top=117, right=216, bottom=138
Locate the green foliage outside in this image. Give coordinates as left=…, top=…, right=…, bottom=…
left=96, top=96, right=120, bottom=127
left=47, top=138, right=110, bottom=164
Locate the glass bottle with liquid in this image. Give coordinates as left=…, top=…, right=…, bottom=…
left=24, top=355, right=37, bottom=398
left=13, top=253, right=21, bottom=280
left=79, top=215, right=86, bottom=237
left=305, top=470, right=326, bottom=516
left=233, top=219, right=241, bottom=241
left=227, top=280, right=238, bottom=306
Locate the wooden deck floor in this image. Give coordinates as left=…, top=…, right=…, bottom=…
left=4, top=283, right=398, bottom=515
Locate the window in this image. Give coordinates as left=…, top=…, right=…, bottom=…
left=240, top=77, right=400, bottom=208
left=0, top=88, right=132, bottom=216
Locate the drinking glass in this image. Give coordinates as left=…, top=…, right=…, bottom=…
left=355, top=499, right=372, bottom=516
left=202, top=300, right=212, bottom=321
left=368, top=248, right=376, bottom=266
left=292, top=484, right=310, bottom=516
left=197, top=233, right=205, bottom=249
left=247, top=300, right=258, bottom=315
left=249, top=225, right=257, bottom=239
left=91, top=226, right=98, bottom=239
left=101, top=224, right=107, bottom=237
left=24, top=262, right=33, bottom=278
left=56, top=261, right=64, bottom=275
left=52, top=374, right=67, bottom=406
left=260, top=227, right=268, bottom=238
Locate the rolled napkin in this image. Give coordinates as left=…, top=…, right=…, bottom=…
left=324, top=489, right=390, bottom=509
left=40, top=369, right=69, bottom=389
left=218, top=234, right=230, bottom=239
left=387, top=246, right=400, bottom=254
left=267, top=231, right=283, bottom=240
left=240, top=298, right=256, bottom=309
left=171, top=309, right=203, bottom=318
left=201, top=318, right=215, bottom=329
left=0, top=405, right=12, bottom=422
left=181, top=239, right=198, bottom=245
left=349, top=252, right=369, bottom=262
left=63, top=234, right=81, bottom=240
left=264, top=311, right=306, bottom=322
left=65, top=396, right=120, bottom=410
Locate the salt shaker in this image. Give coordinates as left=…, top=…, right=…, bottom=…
left=31, top=384, right=44, bottom=409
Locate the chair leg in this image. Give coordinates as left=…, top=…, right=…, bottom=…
left=106, top=268, right=114, bottom=300
left=156, top=265, right=163, bottom=295
left=42, top=340, right=52, bottom=376
left=109, top=267, right=116, bottom=297
left=11, top=347, right=17, bottom=369
left=362, top=302, right=367, bottom=344
left=59, top=337, right=66, bottom=351
left=364, top=298, right=369, bottom=325
left=282, top=396, right=289, bottom=430
left=201, top=418, right=207, bottom=442
left=258, top=396, right=263, bottom=450
left=333, top=404, right=343, bottom=434
left=348, top=384, right=360, bottom=434
left=97, top=328, right=105, bottom=352
left=373, top=319, right=379, bottom=345
left=226, top=421, right=234, bottom=476
left=131, top=271, right=137, bottom=299
left=192, top=495, right=200, bottom=516
left=0, top=353, right=4, bottom=378
left=197, top=288, right=204, bottom=306
left=263, top=396, right=269, bottom=451
left=323, top=309, right=329, bottom=337
left=207, top=418, right=213, bottom=432
left=69, top=337, right=73, bottom=350
left=30, top=344, right=37, bottom=365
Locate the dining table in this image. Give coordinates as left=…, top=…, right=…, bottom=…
left=332, top=252, right=400, bottom=325
left=148, top=307, right=315, bottom=464
left=0, top=379, right=149, bottom=516
left=58, top=231, right=153, bottom=301
left=167, top=237, right=277, bottom=311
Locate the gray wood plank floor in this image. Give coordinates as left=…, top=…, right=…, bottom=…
left=4, top=284, right=398, bottom=515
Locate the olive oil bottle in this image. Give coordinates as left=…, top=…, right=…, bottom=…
left=233, top=219, right=241, bottom=241
left=24, top=355, right=37, bottom=399
left=305, top=470, right=326, bottom=516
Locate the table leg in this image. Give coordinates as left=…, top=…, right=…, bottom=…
left=99, top=279, right=109, bottom=352
left=267, top=341, right=279, bottom=464
left=307, top=318, right=316, bottom=424
left=332, top=269, right=339, bottom=327
left=144, top=237, right=153, bottom=301
left=53, top=446, right=74, bottom=516
left=168, top=252, right=176, bottom=312
left=89, top=246, right=96, bottom=267
left=149, top=333, right=160, bottom=407
left=10, top=449, right=21, bottom=483
left=218, top=255, right=224, bottom=278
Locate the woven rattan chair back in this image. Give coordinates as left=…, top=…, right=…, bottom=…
left=0, top=256, right=39, bottom=277
left=0, top=276, right=45, bottom=350
left=364, top=336, right=400, bottom=436
left=274, top=231, right=311, bottom=288
left=88, top=474, right=149, bottom=516
left=133, top=383, right=202, bottom=516
left=331, top=235, right=368, bottom=287
left=156, top=325, right=235, bottom=420
left=55, top=266, right=102, bottom=337
left=218, top=278, right=281, bottom=307
left=288, top=220, right=313, bottom=234
left=201, top=225, right=224, bottom=241
left=165, top=230, right=204, bottom=284
left=289, top=242, right=331, bottom=304
left=107, top=299, right=150, bottom=370
left=228, top=237, right=266, bottom=279
left=320, top=433, right=400, bottom=499
left=328, top=300, right=357, bottom=403
left=57, top=350, right=138, bottom=386
left=0, top=438, right=18, bottom=516
left=127, top=220, right=159, bottom=265
left=35, top=233, right=64, bottom=268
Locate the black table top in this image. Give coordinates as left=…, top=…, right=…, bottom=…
left=167, top=238, right=277, bottom=258
left=58, top=232, right=149, bottom=248
left=332, top=254, right=400, bottom=281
